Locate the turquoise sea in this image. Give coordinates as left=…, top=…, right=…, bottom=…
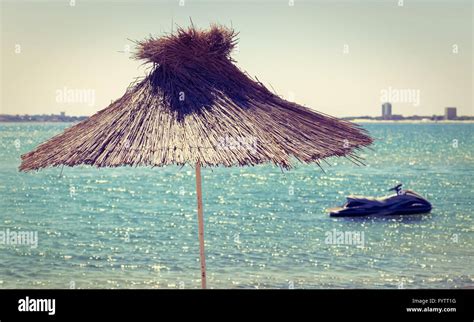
left=0, top=123, right=473, bottom=288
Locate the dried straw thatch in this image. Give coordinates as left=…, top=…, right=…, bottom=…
left=20, top=25, right=372, bottom=172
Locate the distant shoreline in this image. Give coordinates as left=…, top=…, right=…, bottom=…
left=0, top=114, right=87, bottom=123
left=0, top=121, right=84, bottom=123
left=1, top=119, right=473, bottom=124
left=348, top=119, right=474, bottom=124
left=1, top=116, right=473, bottom=124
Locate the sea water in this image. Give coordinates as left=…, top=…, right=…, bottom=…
left=0, top=123, right=473, bottom=288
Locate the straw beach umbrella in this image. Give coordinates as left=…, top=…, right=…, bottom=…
left=20, top=25, right=372, bottom=289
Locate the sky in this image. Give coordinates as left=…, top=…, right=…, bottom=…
left=1, top=0, right=473, bottom=117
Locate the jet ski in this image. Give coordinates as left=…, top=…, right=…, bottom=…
left=329, top=184, right=432, bottom=217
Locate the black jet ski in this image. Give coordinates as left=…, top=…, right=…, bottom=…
left=329, top=184, right=432, bottom=217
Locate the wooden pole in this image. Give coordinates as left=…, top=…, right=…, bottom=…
left=195, top=161, right=207, bottom=289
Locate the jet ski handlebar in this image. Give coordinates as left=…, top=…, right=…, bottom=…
left=388, top=184, right=403, bottom=194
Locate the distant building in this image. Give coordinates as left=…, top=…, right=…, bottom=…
left=382, top=102, right=392, bottom=120
left=60, top=111, right=66, bottom=117
left=444, top=107, right=457, bottom=120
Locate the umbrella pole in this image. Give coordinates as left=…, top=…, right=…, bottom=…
left=195, top=161, right=207, bottom=289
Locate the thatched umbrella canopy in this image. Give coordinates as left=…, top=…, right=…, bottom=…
left=20, top=25, right=372, bottom=288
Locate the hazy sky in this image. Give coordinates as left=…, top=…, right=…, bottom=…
left=1, top=0, right=473, bottom=117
